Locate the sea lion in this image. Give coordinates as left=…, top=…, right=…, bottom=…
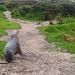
left=4, top=30, right=24, bottom=63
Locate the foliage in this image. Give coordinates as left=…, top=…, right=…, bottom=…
left=50, top=0, right=71, bottom=4
left=0, top=41, right=7, bottom=59
left=0, top=11, right=21, bottom=29
left=55, top=13, right=64, bottom=24
left=11, top=2, right=60, bottom=21
left=0, top=10, right=5, bottom=16
left=0, top=5, right=7, bottom=11
left=60, top=3, right=75, bottom=16
left=18, top=5, right=31, bottom=16
left=0, top=17, right=21, bottom=29
left=0, top=29, right=7, bottom=37
left=31, top=2, right=46, bottom=12
left=38, top=17, right=75, bottom=54
left=25, top=11, right=45, bottom=21
left=5, top=2, right=18, bottom=10
left=3, top=1, right=37, bottom=10
left=11, top=9, right=20, bottom=17
left=11, top=2, right=75, bottom=21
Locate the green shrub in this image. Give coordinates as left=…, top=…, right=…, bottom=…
left=11, top=2, right=75, bottom=21
left=4, top=1, right=36, bottom=10
left=24, top=11, right=45, bottom=21
left=55, top=13, right=64, bottom=24
left=47, top=15, right=54, bottom=20
left=5, top=2, right=18, bottom=10
left=32, top=2, right=46, bottom=12
left=0, top=5, right=7, bottom=11
left=18, top=5, right=31, bottom=16
left=25, top=14, right=33, bottom=19
left=0, top=10, right=5, bottom=16
left=32, top=2, right=60, bottom=20
left=60, top=3, right=75, bottom=16
left=11, top=9, right=20, bottom=17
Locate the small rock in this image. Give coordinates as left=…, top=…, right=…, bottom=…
left=50, top=21, right=54, bottom=25
left=36, top=22, right=41, bottom=25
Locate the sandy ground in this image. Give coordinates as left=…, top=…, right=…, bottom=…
left=0, top=11, right=75, bottom=75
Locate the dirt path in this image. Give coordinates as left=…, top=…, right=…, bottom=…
left=0, top=11, right=75, bottom=75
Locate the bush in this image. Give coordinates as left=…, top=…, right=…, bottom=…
left=60, top=3, right=75, bottom=16
left=18, top=5, right=31, bottom=16
left=25, top=14, right=33, bottom=19
left=0, top=5, right=7, bottom=11
left=24, top=11, right=45, bottom=21
left=32, top=2, right=60, bottom=20
left=32, top=2, right=46, bottom=12
left=5, top=3, right=18, bottom=10
left=11, top=2, right=75, bottom=21
left=55, top=13, right=64, bottom=24
left=11, top=9, right=20, bottom=17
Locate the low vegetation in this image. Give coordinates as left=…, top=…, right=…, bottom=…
left=11, top=2, right=75, bottom=21
left=0, top=41, right=7, bottom=59
left=0, top=30, right=7, bottom=37
left=0, top=5, right=7, bottom=11
left=0, top=11, right=21, bottom=29
left=38, top=17, right=75, bottom=54
left=0, top=0, right=37, bottom=10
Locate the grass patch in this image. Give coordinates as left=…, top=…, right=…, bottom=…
left=0, top=41, right=7, bottom=59
left=0, top=11, right=21, bottom=29
left=0, top=10, right=5, bottom=16
left=0, top=29, right=8, bottom=37
left=0, top=17, right=21, bottom=29
left=38, top=17, right=75, bottom=54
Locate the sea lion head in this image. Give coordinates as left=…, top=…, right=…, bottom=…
left=4, top=52, right=13, bottom=63
left=12, top=30, right=19, bottom=36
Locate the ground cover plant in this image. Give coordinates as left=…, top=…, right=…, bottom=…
left=0, top=41, right=7, bottom=59
left=38, top=17, right=75, bottom=54
left=0, top=29, right=7, bottom=37
left=0, top=11, right=21, bottom=29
